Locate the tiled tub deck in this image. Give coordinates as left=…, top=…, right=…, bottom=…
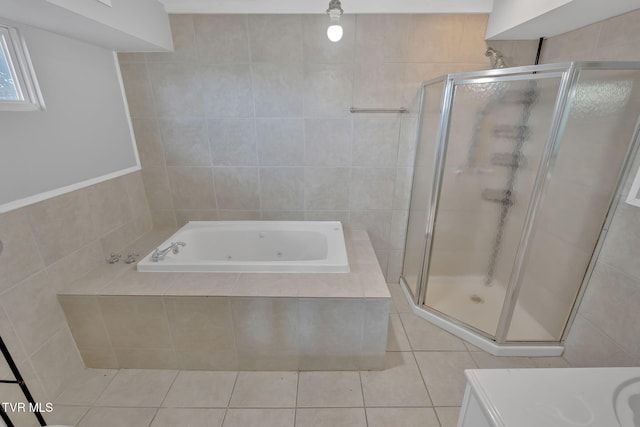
left=57, top=227, right=391, bottom=371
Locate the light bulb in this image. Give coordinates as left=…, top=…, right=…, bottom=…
left=327, top=24, right=343, bottom=42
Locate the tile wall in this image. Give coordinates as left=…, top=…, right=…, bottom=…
left=0, top=172, right=152, bottom=402
left=118, top=13, right=540, bottom=281
left=538, top=9, right=640, bottom=366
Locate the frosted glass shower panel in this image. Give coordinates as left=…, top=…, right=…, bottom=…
left=424, top=75, right=562, bottom=337
left=508, top=68, right=640, bottom=342
left=402, top=81, right=444, bottom=298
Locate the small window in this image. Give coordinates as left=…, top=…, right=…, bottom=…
left=0, top=24, right=44, bottom=111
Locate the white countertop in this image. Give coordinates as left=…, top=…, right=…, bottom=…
left=465, top=367, right=640, bottom=427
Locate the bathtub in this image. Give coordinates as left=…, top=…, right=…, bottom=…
left=137, top=221, right=350, bottom=273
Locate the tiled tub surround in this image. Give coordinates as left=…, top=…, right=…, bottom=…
left=119, top=13, right=541, bottom=282
left=58, top=227, right=390, bottom=371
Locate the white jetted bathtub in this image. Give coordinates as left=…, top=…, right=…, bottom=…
left=137, top=221, right=350, bottom=273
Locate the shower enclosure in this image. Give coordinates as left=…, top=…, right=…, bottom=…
left=401, top=62, right=640, bottom=355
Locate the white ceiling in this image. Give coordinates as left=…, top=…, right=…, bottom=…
left=160, top=0, right=640, bottom=40
left=159, top=0, right=494, bottom=15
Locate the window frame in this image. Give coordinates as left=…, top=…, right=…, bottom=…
left=0, top=24, right=45, bottom=111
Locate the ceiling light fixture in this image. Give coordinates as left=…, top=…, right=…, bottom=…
left=326, top=0, right=343, bottom=42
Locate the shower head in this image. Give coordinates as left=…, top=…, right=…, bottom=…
left=485, top=47, right=507, bottom=69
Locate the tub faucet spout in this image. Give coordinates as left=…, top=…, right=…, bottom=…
left=151, top=241, right=186, bottom=262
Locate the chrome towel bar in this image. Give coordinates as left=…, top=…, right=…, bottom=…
left=349, top=107, right=408, bottom=114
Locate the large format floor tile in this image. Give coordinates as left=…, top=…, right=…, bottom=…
left=54, top=369, right=117, bottom=405
left=366, top=407, right=440, bottom=427
left=361, top=351, right=432, bottom=407
left=95, top=369, right=177, bottom=407
left=78, top=407, right=157, bottom=427
left=295, top=408, right=367, bottom=427
left=414, top=351, right=477, bottom=406
left=162, top=371, right=237, bottom=408
left=229, top=372, right=298, bottom=408
left=223, top=408, right=295, bottom=427
left=297, top=371, right=363, bottom=407
left=151, top=408, right=225, bottom=427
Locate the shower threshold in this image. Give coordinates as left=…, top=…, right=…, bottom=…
left=399, top=277, right=564, bottom=357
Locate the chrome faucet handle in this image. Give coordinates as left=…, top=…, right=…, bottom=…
left=171, top=241, right=186, bottom=254
left=107, top=253, right=121, bottom=264
left=125, top=253, right=139, bottom=264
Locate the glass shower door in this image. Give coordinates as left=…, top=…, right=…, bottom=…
left=402, top=81, right=444, bottom=299
left=422, top=73, right=563, bottom=338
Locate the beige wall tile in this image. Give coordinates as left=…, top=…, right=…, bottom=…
left=175, top=209, right=218, bottom=226
left=148, top=63, right=203, bottom=117
left=99, top=296, right=173, bottom=349
left=119, top=63, right=156, bottom=118
left=231, top=297, right=298, bottom=370
left=165, top=296, right=237, bottom=369
left=355, top=15, right=411, bottom=63
left=25, top=190, right=97, bottom=266
left=597, top=9, right=640, bottom=49
left=579, top=262, right=640, bottom=356
left=159, top=117, right=211, bottom=166
left=167, top=167, right=216, bottom=210
left=352, top=118, right=401, bottom=167
left=142, top=166, right=175, bottom=211
left=208, top=118, right=258, bottom=166
left=201, top=64, right=254, bottom=117
left=59, top=295, right=111, bottom=349
left=259, top=167, right=304, bottom=211
left=214, top=167, right=260, bottom=210
left=87, top=178, right=134, bottom=237
left=194, top=15, right=250, bottom=63
left=146, top=14, right=197, bottom=63
left=304, top=118, right=352, bottom=167
left=0, top=210, right=44, bottom=292
left=563, top=315, right=635, bottom=367
left=350, top=169, right=395, bottom=211
left=79, top=347, right=119, bottom=369
left=2, top=271, right=67, bottom=355
left=30, top=327, right=84, bottom=399
left=248, top=15, right=303, bottom=63
left=217, top=210, right=261, bottom=221
left=303, top=63, right=353, bottom=117
left=113, top=347, right=178, bottom=369
left=361, top=299, right=390, bottom=369
left=305, top=168, right=350, bottom=211
left=252, top=63, right=303, bottom=117
left=298, top=298, right=364, bottom=370
left=256, top=119, right=304, bottom=166
left=0, top=304, right=27, bottom=365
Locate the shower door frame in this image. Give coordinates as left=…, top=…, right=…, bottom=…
left=402, top=61, right=640, bottom=351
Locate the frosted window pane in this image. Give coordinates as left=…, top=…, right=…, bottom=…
left=0, top=38, right=19, bottom=101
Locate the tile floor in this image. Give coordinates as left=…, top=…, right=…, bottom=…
left=31, top=283, right=569, bottom=427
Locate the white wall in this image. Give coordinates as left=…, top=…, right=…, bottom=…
left=487, top=0, right=640, bottom=39
left=0, top=20, right=139, bottom=212
left=0, top=0, right=172, bottom=51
